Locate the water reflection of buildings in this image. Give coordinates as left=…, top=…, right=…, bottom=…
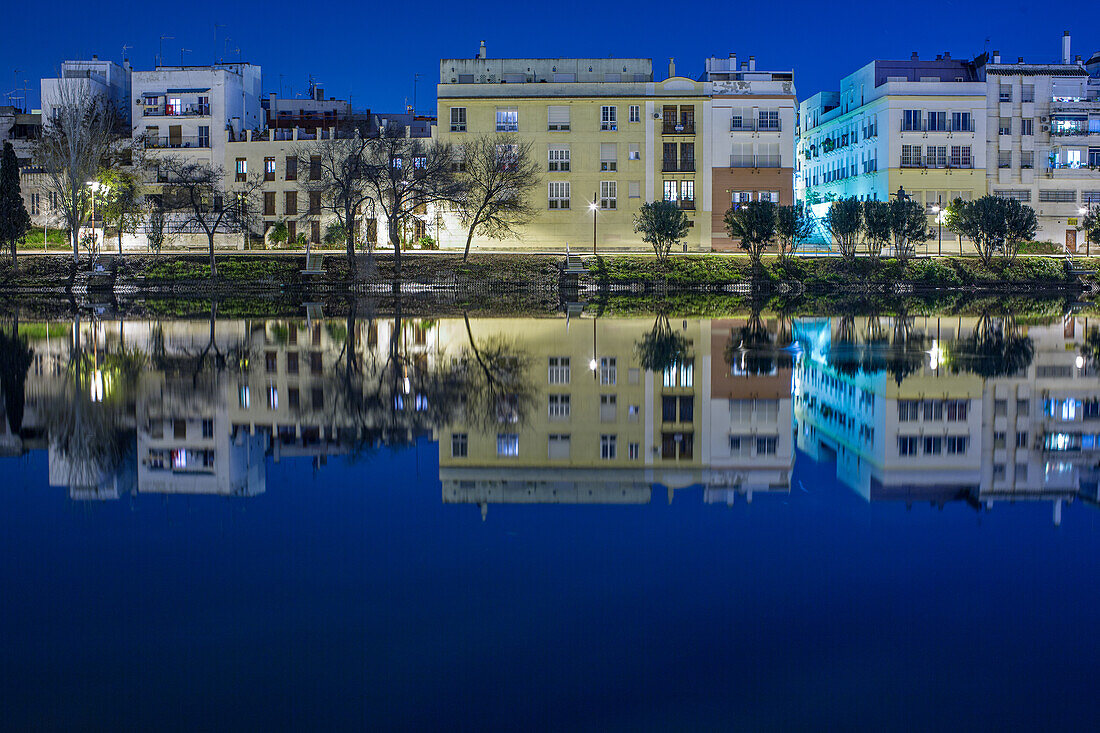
left=2, top=312, right=1098, bottom=522
left=793, top=315, right=1100, bottom=523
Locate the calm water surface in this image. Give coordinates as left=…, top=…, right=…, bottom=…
left=1, top=311, right=1099, bottom=731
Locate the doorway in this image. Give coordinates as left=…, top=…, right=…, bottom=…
left=1066, top=229, right=1077, bottom=253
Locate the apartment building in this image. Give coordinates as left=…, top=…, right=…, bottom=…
left=797, top=53, right=987, bottom=239
left=40, top=57, right=132, bottom=124
left=436, top=44, right=719, bottom=251
left=985, top=34, right=1100, bottom=250
left=701, top=55, right=797, bottom=249
left=132, top=62, right=263, bottom=168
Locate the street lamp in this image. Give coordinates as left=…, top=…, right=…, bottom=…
left=932, top=197, right=943, bottom=257
left=589, top=197, right=598, bottom=256
left=86, top=180, right=104, bottom=254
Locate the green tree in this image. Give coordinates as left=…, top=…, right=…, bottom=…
left=146, top=195, right=169, bottom=254
left=889, top=197, right=929, bottom=263
left=861, top=199, right=891, bottom=259
left=268, top=220, right=289, bottom=246
left=774, top=202, right=815, bottom=263
left=323, top=220, right=346, bottom=246
left=0, top=141, right=31, bottom=266
left=633, top=200, right=690, bottom=260
left=825, top=196, right=863, bottom=259
left=947, top=195, right=1037, bottom=266
left=453, top=133, right=540, bottom=261
left=724, top=200, right=776, bottom=268
left=1080, top=204, right=1100, bottom=256
left=98, top=166, right=142, bottom=255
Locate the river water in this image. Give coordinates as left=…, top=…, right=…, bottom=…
left=1, top=309, right=1099, bottom=730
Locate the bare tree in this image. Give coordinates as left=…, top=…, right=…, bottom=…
left=34, top=78, right=124, bottom=263
left=296, top=127, right=377, bottom=271
left=360, top=124, right=463, bottom=277
left=157, top=157, right=263, bottom=278
left=453, top=133, right=539, bottom=261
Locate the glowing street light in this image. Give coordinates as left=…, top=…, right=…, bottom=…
left=589, top=197, right=599, bottom=255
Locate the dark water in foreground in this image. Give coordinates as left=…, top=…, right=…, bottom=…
left=1, top=312, right=1099, bottom=730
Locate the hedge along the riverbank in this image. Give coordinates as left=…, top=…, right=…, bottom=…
left=0, top=252, right=1091, bottom=295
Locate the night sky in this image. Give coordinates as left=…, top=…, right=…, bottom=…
left=1, top=1, right=1092, bottom=114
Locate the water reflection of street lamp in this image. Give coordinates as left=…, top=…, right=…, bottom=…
left=589, top=317, right=598, bottom=379
left=589, top=198, right=598, bottom=255
left=927, top=339, right=944, bottom=371
left=932, top=197, right=943, bottom=257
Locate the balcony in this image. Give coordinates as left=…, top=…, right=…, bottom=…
left=662, top=160, right=695, bottom=173
left=662, top=122, right=696, bottom=135
left=899, top=120, right=974, bottom=133
left=143, top=105, right=210, bottom=117
left=677, top=199, right=695, bottom=211
left=145, top=136, right=210, bottom=149
left=730, top=154, right=781, bottom=169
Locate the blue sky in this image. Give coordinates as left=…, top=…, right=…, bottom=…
left=2, top=1, right=1091, bottom=114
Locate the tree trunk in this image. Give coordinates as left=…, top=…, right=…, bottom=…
left=118, top=230, right=123, bottom=256
left=208, top=233, right=218, bottom=279
left=10, top=238, right=15, bottom=267
left=463, top=227, right=475, bottom=262
left=390, top=225, right=402, bottom=279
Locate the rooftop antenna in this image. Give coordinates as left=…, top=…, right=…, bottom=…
left=214, top=24, right=226, bottom=64
left=121, top=44, right=132, bottom=64
left=180, top=48, right=191, bottom=66
left=413, top=72, right=420, bottom=115
left=12, top=69, right=21, bottom=110
left=158, top=35, right=174, bottom=67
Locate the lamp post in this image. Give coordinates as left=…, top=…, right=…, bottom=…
left=86, top=180, right=103, bottom=255
left=932, top=197, right=943, bottom=257
left=589, top=196, right=598, bottom=256
left=1080, top=207, right=1090, bottom=257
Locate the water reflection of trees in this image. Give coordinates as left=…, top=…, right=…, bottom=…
left=947, top=314, right=1034, bottom=378
left=723, top=308, right=792, bottom=377
left=0, top=316, right=33, bottom=435
left=636, top=314, right=691, bottom=374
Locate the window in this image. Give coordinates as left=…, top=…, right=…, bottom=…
left=599, top=357, right=616, bottom=385
left=1021, top=118, right=1033, bottom=136
left=1022, top=85, right=1035, bottom=103
left=926, top=111, right=946, bottom=132
left=1021, top=151, right=1034, bottom=169
left=995, top=399, right=1007, bottom=416
left=548, top=356, right=570, bottom=383
left=903, top=109, right=922, bottom=131
left=898, top=436, right=919, bottom=456
left=600, top=181, right=617, bottom=210
left=680, top=181, right=695, bottom=205
left=999, top=118, right=1011, bottom=136
left=265, top=351, right=277, bottom=373
left=999, top=85, right=1012, bottom=102
left=629, top=105, right=640, bottom=123
left=758, top=109, right=779, bottom=131
left=628, top=442, right=640, bottom=460
left=628, top=143, right=640, bottom=161
left=994, top=431, right=1007, bottom=449
left=285, top=191, right=297, bottom=215
left=923, top=436, right=943, bottom=455
left=993, top=463, right=1006, bottom=481
left=264, top=157, right=275, bottom=181
left=451, top=433, right=468, bottom=457
left=497, top=434, right=519, bottom=457
left=309, top=191, right=321, bottom=215
left=1016, top=399, right=1030, bottom=417
left=238, top=385, right=250, bottom=408
left=286, top=352, right=299, bottom=374
left=496, top=108, right=518, bottom=132
left=662, top=358, right=694, bottom=387
left=548, top=434, right=571, bottom=460
left=756, top=436, right=777, bottom=455
left=947, top=436, right=968, bottom=455
left=898, top=400, right=919, bottom=422
left=925, top=146, right=947, bottom=168
left=267, top=385, right=278, bottom=410
left=922, top=400, right=943, bottom=421
left=901, top=145, right=922, bottom=167
left=998, top=151, right=1012, bottom=169
left=663, top=180, right=678, bottom=202
left=661, top=432, right=694, bottom=460
left=548, top=394, right=571, bottom=418
left=951, top=112, right=971, bottom=132
left=548, top=145, right=570, bottom=171
left=263, top=192, right=275, bottom=216
left=309, top=155, right=321, bottom=180
left=548, top=181, right=570, bottom=209
left=949, top=146, right=972, bottom=168
left=449, top=107, right=466, bottom=132
left=1016, top=463, right=1029, bottom=481
left=628, top=181, right=640, bottom=199
left=600, top=434, right=617, bottom=460
left=1016, top=431, right=1029, bottom=448
left=600, top=394, right=617, bottom=422
left=197, top=125, right=209, bottom=148
left=235, top=158, right=247, bottom=182
left=547, top=105, right=570, bottom=131
left=946, top=399, right=969, bottom=421
left=600, top=143, right=617, bottom=171
left=285, top=156, right=297, bottom=181
left=600, top=106, right=617, bottom=131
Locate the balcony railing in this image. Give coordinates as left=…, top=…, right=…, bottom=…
left=730, top=154, right=781, bottom=168
left=901, top=160, right=974, bottom=169
left=899, top=120, right=975, bottom=132
left=1050, top=126, right=1097, bottom=137
left=662, top=123, right=696, bottom=135
left=143, top=105, right=210, bottom=117
left=145, top=136, right=210, bottom=149
left=662, top=160, right=696, bottom=172
left=730, top=121, right=782, bottom=132
left=677, top=199, right=695, bottom=210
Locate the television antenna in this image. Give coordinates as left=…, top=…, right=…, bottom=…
left=158, top=35, right=174, bottom=67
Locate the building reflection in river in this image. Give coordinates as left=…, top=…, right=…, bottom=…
left=1, top=310, right=1098, bottom=522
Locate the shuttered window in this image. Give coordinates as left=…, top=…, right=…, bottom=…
left=547, top=106, right=570, bottom=131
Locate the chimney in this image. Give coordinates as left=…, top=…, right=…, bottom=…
left=1018, top=57, right=1025, bottom=64
left=1075, top=55, right=1082, bottom=64
left=943, top=51, right=951, bottom=60
left=741, top=62, right=748, bottom=71
left=668, top=57, right=676, bottom=78
left=729, top=52, right=737, bottom=70
left=911, top=51, right=919, bottom=61
left=748, top=56, right=756, bottom=71
left=935, top=54, right=943, bottom=61
left=478, top=40, right=487, bottom=60
left=315, top=86, right=324, bottom=101
left=1062, top=31, right=1071, bottom=64
left=92, top=54, right=98, bottom=60
left=993, top=51, right=1001, bottom=64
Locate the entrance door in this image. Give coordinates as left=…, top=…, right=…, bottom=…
left=1066, top=229, right=1077, bottom=253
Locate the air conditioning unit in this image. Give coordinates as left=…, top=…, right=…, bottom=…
left=653, top=112, right=661, bottom=120
left=1041, top=116, right=1048, bottom=122
left=1041, top=124, right=1050, bottom=132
